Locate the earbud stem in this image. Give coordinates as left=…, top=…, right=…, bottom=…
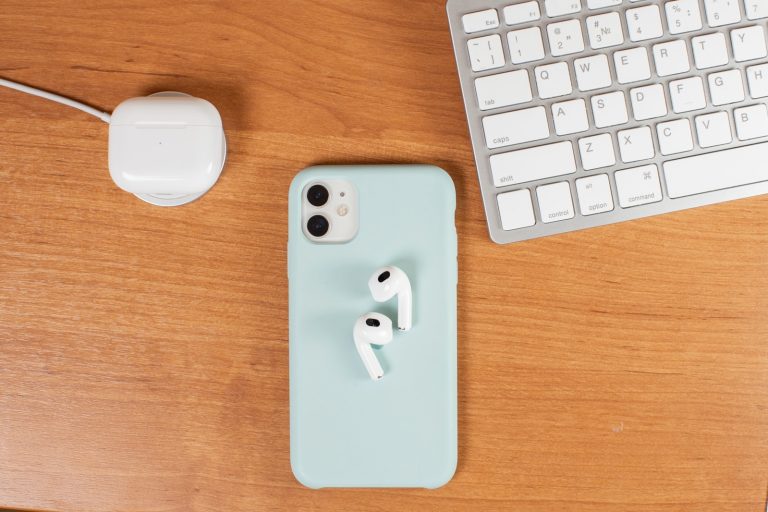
left=398, top=292, right=412, bottom=331
left=355, top=341, right=384, bottom=380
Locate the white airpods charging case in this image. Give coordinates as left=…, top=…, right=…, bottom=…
left=108, top=92, right=226, bottom=207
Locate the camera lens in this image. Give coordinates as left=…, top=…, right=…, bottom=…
left=307, top=215, right=330, bottom=238
left=307, top=184, right=330, bottom=207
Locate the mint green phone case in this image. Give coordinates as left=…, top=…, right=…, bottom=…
left=288, top=165, right=457, bottom=489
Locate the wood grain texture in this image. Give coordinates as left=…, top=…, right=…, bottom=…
left=0, top=1, right=767, bottom=511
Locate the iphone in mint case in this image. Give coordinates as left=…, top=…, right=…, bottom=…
left=288, top=165, right=457, bottom=489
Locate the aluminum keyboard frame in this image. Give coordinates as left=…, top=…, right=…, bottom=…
left=447, top=0, right=768, bottom=244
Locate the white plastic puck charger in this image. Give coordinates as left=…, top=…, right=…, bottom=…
left=0, top=79, right=226, bottom=207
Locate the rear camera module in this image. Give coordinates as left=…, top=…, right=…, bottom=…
left=307, top=215, right=330, bottom=238
left=307, top=184, right=330, bottom=207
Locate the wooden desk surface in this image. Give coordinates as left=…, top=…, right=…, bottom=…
left=1, top=1, right=767, bottom=511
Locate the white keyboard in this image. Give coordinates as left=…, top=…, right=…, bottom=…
left=447, top=0, right=768, bottom=244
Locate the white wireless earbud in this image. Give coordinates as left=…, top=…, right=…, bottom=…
left=368, top=266, right=412, bottom=331
left=353, top=313, right=394, bottom=381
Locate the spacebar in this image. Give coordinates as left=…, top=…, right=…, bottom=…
left=664, top=143, right=768, bottom=199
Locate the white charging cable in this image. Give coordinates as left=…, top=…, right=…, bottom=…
left=0, top=78, right=111, bottom=123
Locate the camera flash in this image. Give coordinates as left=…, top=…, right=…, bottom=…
left=337, top=204, right=349, bottom=217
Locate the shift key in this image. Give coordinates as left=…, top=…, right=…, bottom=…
left=490, top=141, right=577, bottom=187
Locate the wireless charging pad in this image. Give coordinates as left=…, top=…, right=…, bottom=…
left=0, top=79, right=228, bottom=208
left=135, top=190, right=209, bottom=207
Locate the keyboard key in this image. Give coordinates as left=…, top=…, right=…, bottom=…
left=579, top=133, right=616, bottom=170
left=504, top=2, right=541, bottom=26
left=537, top=182, right=575, bottom=223
left=497, top=189, right=536, bottom=230
left=744, top=1, right=768, bottom=20
left=708, top=69, right=745, bottom=105
left=664, top=142, right=768, bottom=198
left=468, top=35, right=505, bottom=72
left=483, top=106, right=549, bottom=149
left=734, top=104, right=768, bottom=140
left=657, top=119, right=695, bottom=155
left=574, top=54, right=612, bottom=91
left=490, top=141, right=577, bottom=187
left=704, top=0, right=742, bottom=27
left=535, top=62, right=573, bottom=98
left=586, top=12, right=624, bottom=49
left=547, top=19, right=585, bottom=56
left=475, top=70, right=533, bottom=111
left=666, top=0, right=703, bottom=34
left=630, top=84, right=668, bottom=121
left=592, top=91, right=629, bottom=127
left=670, top=76, right=707, bottom=112
left=618, top=126, right=655, bottom=162
left=614, top=47, right=651, bottom=83
left=508, top=27, right=546, bottom=64
left=615, top=165, right=663, bottom=207
left=587, top=0, right=621, bottom=9
left=626, top=5, right=664, bottom=42
left=747, top=64, right=768, bottom=97
left=553, top=99, right=590, bottom=135
left=692, top=33, right=729, bottom=69
left=731, top=26, right=768, bottom=62
left=653, top=40, right=691, bottom=76
left=545, top=0, right=582, bottom=17
left=694, top=111, right=733, bottom=147
left=576, top=174, right=615, bottom=215
left=462, top=9, right=500, bottom=34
